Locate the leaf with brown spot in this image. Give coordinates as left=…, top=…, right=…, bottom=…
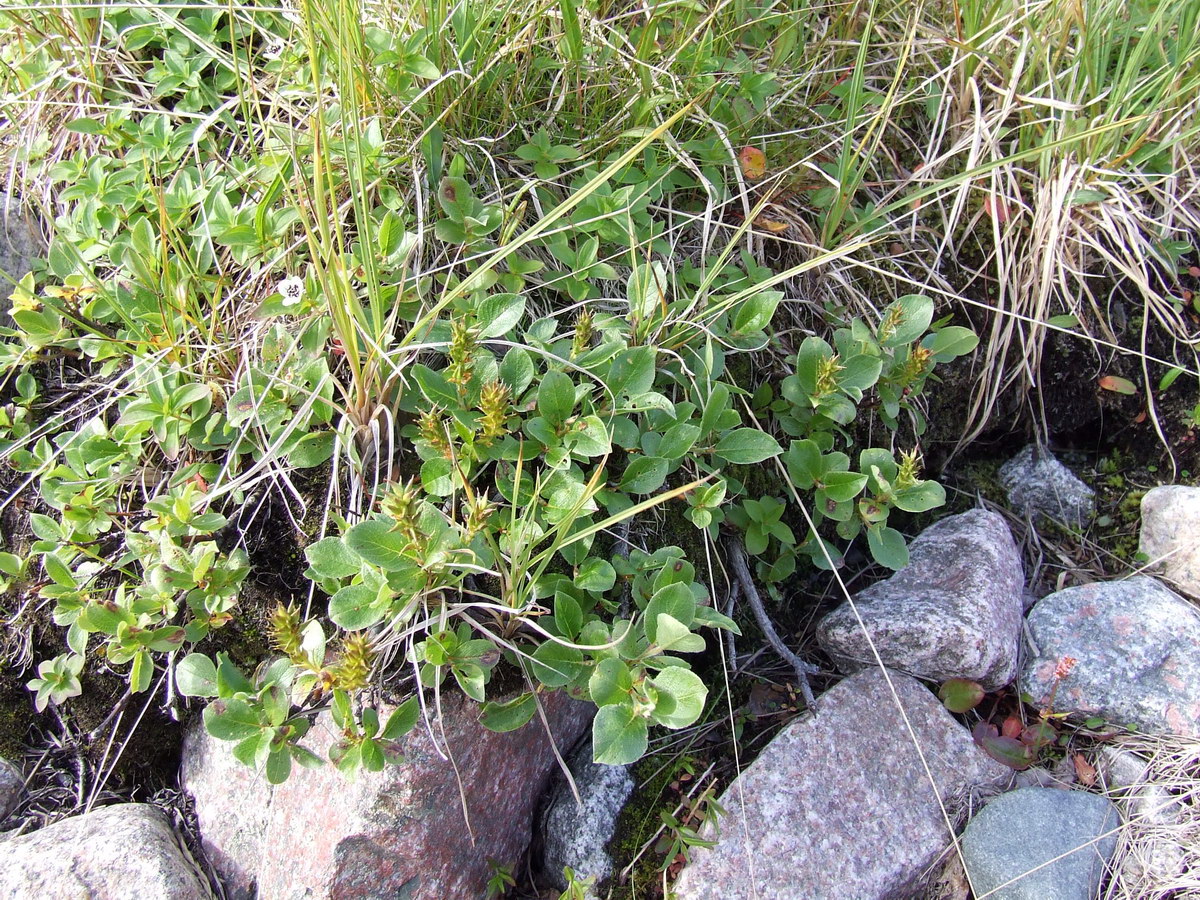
left=1099, top=374, right=1138, bottom=395
left=1073, top=753, right=1097, bottom=786
left=753, top=215, right=790, bottom=234
left=738, top=146, right=767, bottom=179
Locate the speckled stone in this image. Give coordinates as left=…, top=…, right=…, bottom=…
left=672, top=669, right=1009, bottom=900
left=0, top=757, right=23, bottom=823
left=817, top=510, right=1025, bottom=691
left=961, top=787, right=1118, bottom=900
left=182, top=690, right=592, bottom=900
left=0, top=803, right=209, bottom=899
left=1140, top=485, right=1200, bottom=598
left=1019, top=577, right=1200, bottom=737
left=0, top=192, right=41, bottom=328
left=999, top=445, right=1094, bottom=526
left=541, top=739, right=635, bottom=893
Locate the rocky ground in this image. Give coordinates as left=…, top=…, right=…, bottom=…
left=2, top=451, right=1199, bottom=900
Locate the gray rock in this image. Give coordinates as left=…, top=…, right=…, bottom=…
left=672, top=669, right=1009, bottom=900
left=0, top=803, right=209, bottom=899
left=541, top=739, right=635, bottom=893
left=961, top=787, right=1119, bottom=900
left=1095, top=746, right=1187, bottom=881
left=0, top=757, right=23, bottom=822
left=999, top=445, right=1094, bottom=526
left=0, top=192, right=42, bottom=327
left=1140, top=485, right=1200, bottom=598
left=1019, top=577, right=1200, bottom=737
left=183, top=689, right=591, bottom=900
left=817, top=509, right=1025, bottom=691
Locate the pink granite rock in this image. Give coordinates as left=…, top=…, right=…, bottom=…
left=0, top=803, right=209, bottom=899
left=1019, top=577, right=1200, bottom=738
left=673, top=669, right=1009, bottom=900
left=182, top=689, right=591, bottom=900
left=817, top=509, right=1025, bottom=691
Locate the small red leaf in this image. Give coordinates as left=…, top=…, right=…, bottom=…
left=983, top=194, right=1011, bottom=223
left=1001, top=715, right=1024, bottom=740
left=1099, top=375, right=1138, bottom=395
left=1073, top=753, right=1098, bottom=787
left=738, top=146, right=767, bottom=180
left=973, top=722, right=1035, bottom=770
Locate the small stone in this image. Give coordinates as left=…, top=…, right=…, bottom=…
left=0, top=192, right=42, bottom=329
left=0, top=757, right=23, bottom=823
left=672, top=669, right=1008, bottom=900
left=183, top=689, right=591, bottom=900
left=1019, top=577, right=1200, bottom=738
left=817, top=509, right=1025, bottom=690
left=1095, top=746, right=1150, bottom=791
left=1094, top=746, right=1188, bottom=882
left=961, top=787, right=1119, bottom=900
left=1140, top=485, right=1200, bottom=598
left=999, top=445, right=1094, bottom=526
left=540, top=739, right=635, bottom=893
left=0, top=803, right=209, bottom=899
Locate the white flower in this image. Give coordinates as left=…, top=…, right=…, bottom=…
left=277, top=276, right=305, bottom=307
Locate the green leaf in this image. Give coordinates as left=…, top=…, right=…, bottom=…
left=972, top=723, right=1034, bottom=770
left=130, top=649, right=153, bottom=693
left=346, top=519, right=410, bottom=570
left=892, top=481, right=946, bottom=513
left=592, top=702, right=648, bottom=765
left=329, top=584, right=385, bottom=630
left=203, top=698, right=263, bottom=741
left=627, top=261, right=668, bottom=322
left=499, top=347, right=535, bottom=395
left=820, top=470, right=868, bottom=502
left=938, top=678, right=985, bottom=713
left=66, top=116, right=105, bottom=134
left=837, top=355, right=883, bottom=393
left=305, top=537, right=361, bottom=579
left=653, top=614, right=705, bottom=654
left=577, top=558, right=616, bottom=593
left=176, top=653, right=218, bottom=698
left=480, top=692, right=538, bottom=732
left=289, top=431, right=336, bottom=468
left=217, top=654, right=254, bottom=696
left=1159, top=367, right=1184, bottom=392
left=699, top=383, right=731, bottom=437
left=732, top=290, right=782, bottom=334
left=477, top=293, right=526, bottom=338
left=651, top=667, right=707, bottom=728
left=412, top=364, right=458, bottom=408
left=644, top=583, right=696, bottom=642
left=620, top=457, right=668, bottom=493
left=657, top=423, right=700, bottom=460
left=538, top=371, right=576, bottom=426
left=571, top=416, right=611, bottom=457
left=530, top=642, right=586, bottom=688
left=589, top=658, right=633, bottom=706
left=879, top=294, right=933, bottom=347
left=867, top=525, right=909, bottom=570
left=607, top=347, right=656, bottom=399
left=554, top=591, right=584, bottom=641
left=713, top=429, right=782, bottom=465
left=922, top=326, right=979, bottom=362
left=380, top=697, right=420, bottom=740
left=266, top=748, right=293, bottom=784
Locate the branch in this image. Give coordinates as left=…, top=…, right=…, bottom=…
left=724, top=534, right=819, bottom=710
